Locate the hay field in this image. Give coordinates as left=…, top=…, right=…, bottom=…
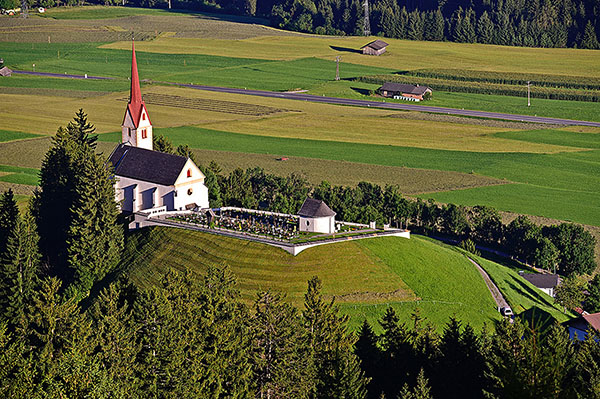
left=104, top=34, right=600, bottom=78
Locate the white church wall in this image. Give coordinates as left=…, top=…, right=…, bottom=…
left=114, top=176, right=175, bottom=212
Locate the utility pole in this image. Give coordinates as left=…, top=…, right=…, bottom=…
left=335, top=56, right=341, bottom=81
left=363, top=0, right=371, bottom=36
left=527, top=81, right=531, bottom=107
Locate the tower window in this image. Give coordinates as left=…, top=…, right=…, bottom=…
left=128, top=128, right=131, bottom=137
left=187, top=169, right=192, bottom=178
left=142, top=113, right=146, bottom=121
left=141, top=129, right=147, bottom=139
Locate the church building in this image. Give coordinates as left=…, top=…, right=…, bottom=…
left=109, top=42, right=209, bottom=212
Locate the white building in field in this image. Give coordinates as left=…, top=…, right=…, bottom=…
left=109, top=41, right=209, bottom=212
left=298, top=198, right=336, bottom=234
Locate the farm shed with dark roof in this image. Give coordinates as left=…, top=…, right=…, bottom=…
left=361, top=39, right=389, bottom=55
left=298, top=198, right=336, bottom=234
left=379, top=82, right=432, bottom=101
left=519, top=272, right=561, bottom=297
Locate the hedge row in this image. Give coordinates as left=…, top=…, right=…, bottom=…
left=404, top=69, right=600, bottom=91
left=356, top=75, right=600, bottom=102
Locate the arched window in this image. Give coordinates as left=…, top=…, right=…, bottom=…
left=187, top=169, right=192, bottom=178
left=141, top=129, right=147, bottom=139
left=187, top=188, right=193, bottom=196
left=142, top=113, right=146, bottom=121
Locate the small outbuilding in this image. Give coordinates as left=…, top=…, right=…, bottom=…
left=298, top=198, right=336, bottom=234
left=361, top=39, right=389, bottom=56
left=378, top=82, right=432, bottom=101
left=519, top=272, right=561, bottom=297
left=0, top=67, right=12, bottom=77
left=564, top=312, right=600, bottom=341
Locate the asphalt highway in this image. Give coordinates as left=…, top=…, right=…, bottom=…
left=171, top=82, right=600, bottom=127
left=13, top=70, right=600, bottom=127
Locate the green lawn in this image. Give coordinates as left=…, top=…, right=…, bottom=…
left=494, top=129, right=600, bottom=149
left=0, top=130, right=42, bottom=142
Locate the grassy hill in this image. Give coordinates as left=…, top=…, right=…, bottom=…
left=118, top=226, right=567, bottom=331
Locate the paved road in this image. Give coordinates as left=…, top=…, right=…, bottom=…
left=170, top=82, right=600, bottom=127
left=12, top=69, right=600, bottom=127
left=12, top=70, right=114, bottom=80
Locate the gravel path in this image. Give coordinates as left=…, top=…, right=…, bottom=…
left=468, top=257, right=509, bottom=309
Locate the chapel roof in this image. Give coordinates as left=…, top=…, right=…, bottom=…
left=298, top=198, right=336, bottom=218
left=109, top=143, right=188, bottom=186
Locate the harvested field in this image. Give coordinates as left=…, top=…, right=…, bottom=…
left=0, top=182, right=35, bottom=196
left=387, top=111, right=564, bottom=130
left=0, top=9, right=299, bottom=43
left=187, top=148, right=508, bottom=194
left=119, top=93, right=297, bottom=116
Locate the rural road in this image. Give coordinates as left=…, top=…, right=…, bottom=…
left=468, top=257, right=509, bottom=310
left=12, top=69, right=600, bottom=127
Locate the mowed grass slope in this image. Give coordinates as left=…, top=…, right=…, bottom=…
left=120, top=227, right=505, bottom=331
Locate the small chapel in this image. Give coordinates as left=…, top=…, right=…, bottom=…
left=108, top=42, right=209, bottom=213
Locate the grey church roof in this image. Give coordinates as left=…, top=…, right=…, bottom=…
left=109, top=143, right=188, bottom=186
left=298, top=198, right=336, bottom=218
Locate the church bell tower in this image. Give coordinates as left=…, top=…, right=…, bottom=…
left=122, top=40, right=153, bottom=150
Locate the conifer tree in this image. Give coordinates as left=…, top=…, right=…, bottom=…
left=303, top=276, right=368, bottom=399
left=65, top=143, right=123, bottom=298
left=34, top=110, right=101, bottom=278
left=0, top=208, right=40, bottom=328
left=27, top=277, right=105, bottom=397
left=251, top=290, right=314, bottom=398
left=153, top=134, right=174, bottom=153
left=379, top=307, right=414, bottom=396
left=355, top=319, right=381, bottom=397
left=90, top=283, right=140, bottom=397
left=582, top=20, right=600, bottom=48
left=0, top=188, right=19, bottom=258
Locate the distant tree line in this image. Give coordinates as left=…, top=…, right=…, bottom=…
left=16, top=0, right=600, bottom=50
left=151, top=139, right=595, bottom=277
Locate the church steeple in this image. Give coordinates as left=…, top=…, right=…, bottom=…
left=130, top=40, right=142, bottom=105
left=122, top=40, right=153, bottom=150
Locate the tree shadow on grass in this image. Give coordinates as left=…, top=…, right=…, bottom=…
left=350, top=87, right=373, bottom=96
left=506, top=278, right=557, bottom=308
left=329, top=46, right=362, bottom=54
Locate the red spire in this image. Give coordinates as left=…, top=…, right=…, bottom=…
left=130, top=40, right=142, bottom=105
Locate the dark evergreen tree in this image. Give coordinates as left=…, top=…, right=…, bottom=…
left=251, top=291, right=314, bottom=398
left=0, top=188, right=19, bottom=258
left=153, top=134, right=174, bottom=153
left=302, top=276, right=368, bottom=399
left=66, top=142, right=123, bottom=298
left=0, top=209, right=40, bottom=328
left=355, top=320, right=381, bottom=398
left=582, top=20, right=600, bottom=48
left=587, top=273, right=600, bottom=313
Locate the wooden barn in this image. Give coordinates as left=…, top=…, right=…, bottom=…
left=378, top=82, right=432, bottom=101
left=361, top=39, right=389, bottom=55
